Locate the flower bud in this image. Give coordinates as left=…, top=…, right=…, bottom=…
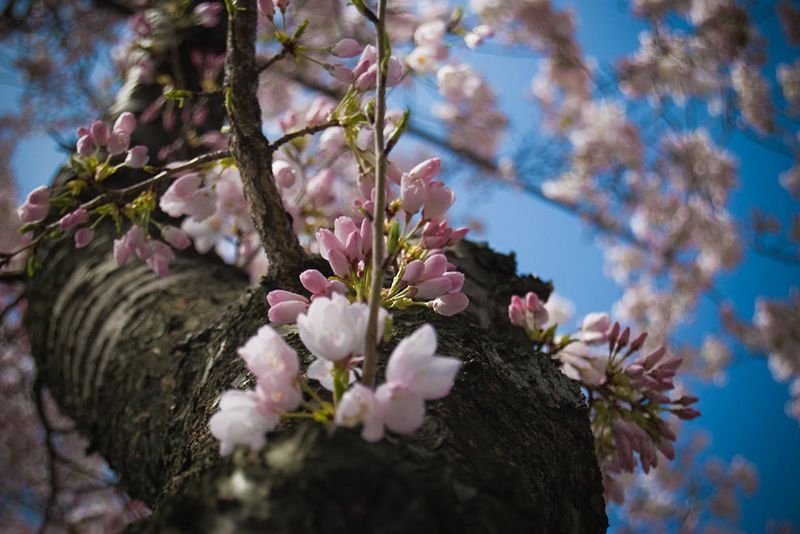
left=331, top=38, right=362, bottom=58
left=124, top=145, right=149, bottom=168
left=113, top=112, right=137, bottom=135
left=74, top=227, right=95, bottom=248
left=90, top=120, right=110, bottom=145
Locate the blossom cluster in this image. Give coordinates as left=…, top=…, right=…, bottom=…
left=265, top=156, right=470, bottom=323
left=507, top=292, right=700, bottom=502
left=210, top=294, right=461, bottom=453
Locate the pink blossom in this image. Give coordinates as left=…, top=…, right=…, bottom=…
left=257, top=0, right=274, bottom=19
left=237, top=325, right=299, bottom=384
left=160, top=174, right=217, bottom=221
left=209, top=390, right=279, bottom=456
left=272, top=160, right=296, bottom=188
left=374, top=382, right=426, bottom=433
left=123, top=145, right=149, bottom=168
left=106, top=131, right=131, bottom=155
left=431, top=292, right=470, bottom=316
left=145, top=241, right=175, bottom=277
left=73, top=228, right=95, bottom=249
left=161, top=226, right=191, bottom=250
left=579, top=312, right=612, bottom=344
left=299, top=269, right=348, bottom=298
left=335, top=324, right=460, bottom=440
left=296, top=294, right=386, bottom=361
left=335, top=384, right=385, bottom=441
left=423, top=181, right=455, bottom=221
left=385, top=324, right=461, bottom=399
left=267, top=290, right=309, bottom=324
left=421, top=220, right=469, bottom=249
left=17, top=186, right=50, bottom=223
left=194, top=2, right=223, bottom=27
left=307, top=357, right=359, bottom=392
left=58, top=208, right=88, bottom=231
left=464, top=25, right=494, bottom=49
left=508, top=292, right=550, bottom=332
left=90, top=121, right=110, bottom=145
left=113, top=112, right=137, bottom=135
left=556, top=342, right=608, bottom=386
left=327, top=64, right=354, bottom=84
left=76, top=135, right=94, bottom=156
left=331, top=38, right=362, bottom=58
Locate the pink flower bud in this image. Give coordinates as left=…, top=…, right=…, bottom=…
left=300, top=269, right=329, bottom=295
left=432, top=292, right=469, bottom=316
left=629, top=331, right=648, bottom=352
left=443, top=271, right=464, bottom=293
left=272, top=160, right=296, bottom=188
left=267, top=289, right=308, bottom=306
left=106, top=131, right=130, bottom=155
left=673, top=407, right=701, bottom=420
left=257, top=0, right=274, bottom=18
left=617, top=326, right=631, bottom=348
left=171, top=174, right=203, bottom=197
left=316, top=228, right=345, bottom=260
left=268, top=300, right=309, bottom=324
left=74, top=227, right=95, bottom=248
left=401, top=172, right=426, bottom=214
left=76, top=135, right=95, bottom=156
left=90, top=120, right=110, bottom=145
left=414, top=276, right=453, bottom=299
left=327, top=249, right=351, bottom=278
left=124, top=145, right=149, bottom=168
left=508, top=295, right=525, bottom=326
left=17, top=186, right=51, bottom=223
left=194, top=2, right=223, bottom=27
left=422, top=254, right=448, bottom=279
left=403, top=260, right=425, bottom=284
left=113, top=238, right=131, bottom=266
left=423, top=181, right=455, bottom=220
left=352, top=45, right=377, bottom=79
left=162, top=226, right=191, bottom=249
left=58, top=208, right=89, bottom=231
left=146, top=241, right=175, bottom=277
left=334, top=216, right=358, bottom=244
left=327, top=64, right=353, bottom=84
left=113, top=112, right=137, bottom=135
left=408, top=157, right=441, bottom=183
left=331, top=38, right=362, bottom=58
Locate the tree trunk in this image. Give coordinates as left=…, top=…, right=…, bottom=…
left=25, top=230, right=607, bottom=533
left=21, top=2, right=607, bottom=530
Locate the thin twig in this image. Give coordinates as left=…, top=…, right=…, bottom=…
left=270, top=119, right=340, bottom=149
left=361, top=0, right=388, bottom=388
left=0, top=150, right=230, bottom=270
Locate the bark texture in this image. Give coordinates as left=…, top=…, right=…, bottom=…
left=26, top=233, right=608, bottom=533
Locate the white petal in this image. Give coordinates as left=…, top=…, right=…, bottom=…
left=375, top=383, right=425, bottom=434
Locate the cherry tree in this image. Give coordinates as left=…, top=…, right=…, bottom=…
left=0, top=0, right=797, bottom=531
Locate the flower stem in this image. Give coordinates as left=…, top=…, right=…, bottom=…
left=361, top=0, right=389, bottom=389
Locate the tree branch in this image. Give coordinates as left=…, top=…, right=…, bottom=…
left=224, top=0, right=306, bottom=283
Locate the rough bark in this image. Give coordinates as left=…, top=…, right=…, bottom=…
left=26, top=230, right=608, bottom=533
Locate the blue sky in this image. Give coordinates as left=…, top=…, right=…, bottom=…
left=3, top=1, right=799, bottom=531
